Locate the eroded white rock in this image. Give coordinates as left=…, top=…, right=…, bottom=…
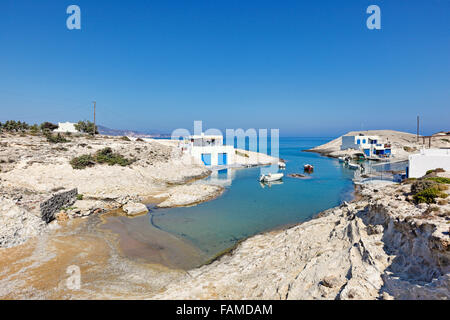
left=122, top=202, right=149, bottom=216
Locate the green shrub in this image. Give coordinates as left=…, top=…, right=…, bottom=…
left=46, top=133, right=70, bottom=144
left=29, top=124, right=40, bottom=135
left=411, top=179, right=437, bottom=194
left=74, top=120, right=98, bottom=135
left=95, top=147, right=134, bottom=166
left=426, top=177, right=450, bottom=184
left=70, top=148, right=134, bottom=169
left=413, top=187, right=448, bottom=204
left=1, top=120, right=30, bottom=132
left=425, top=168, right=445, bottom=176
left=70, top=154, right=95, bottom=169
left=76, top=194, right=84, bottom=200
left=40, top=122, right=58, bottom=132
left=120, top=136, right=131, bottom=141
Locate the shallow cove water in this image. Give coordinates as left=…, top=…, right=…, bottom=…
left=151, top=138, right=355, bottom=261
left=101, top=138, right=355, bottom=269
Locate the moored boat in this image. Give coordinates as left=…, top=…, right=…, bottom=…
left=259, top=173, right=284, bottom=182
left=304, top=164, right=314, bottom=172
left=347, top=162, right=360, bottom=170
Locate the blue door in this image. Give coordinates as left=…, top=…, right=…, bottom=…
left=201, top=153, right=211, bottom=165
left=218, top=153, right=227, bottom=165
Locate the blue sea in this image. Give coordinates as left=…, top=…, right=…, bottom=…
left=150, top=137, right=355, bottom=257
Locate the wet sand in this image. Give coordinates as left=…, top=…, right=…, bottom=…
left=0, top=213, right=196, bottom=299
left=100, top=213, right=208, bottom=270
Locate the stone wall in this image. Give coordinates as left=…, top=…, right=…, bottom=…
left=40, top=188, right=78, bottom=223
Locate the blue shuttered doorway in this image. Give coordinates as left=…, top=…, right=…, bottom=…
left=201, top=153, right=211, bottom=166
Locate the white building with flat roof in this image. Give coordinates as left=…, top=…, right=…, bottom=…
left=407, top=148, right=450, bottom=178
left=341, top=134, right=391, bottom=157
left=185, top=133, right=235, bottom=167
left=53, top=122, right=79, bottom=133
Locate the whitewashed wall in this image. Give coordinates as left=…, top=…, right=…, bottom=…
left=408, top=149, right=450, bottom=178
left=190, top=145, right=235, bottom=166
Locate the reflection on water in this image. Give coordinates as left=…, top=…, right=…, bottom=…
left=151, top=138, right=356, bottom=260
left=259, top=180, right=284, bottom=188
left=205, top=169, right=236, bottom=187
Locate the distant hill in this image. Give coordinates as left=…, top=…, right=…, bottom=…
left=97, top=125, right=170, bottom=138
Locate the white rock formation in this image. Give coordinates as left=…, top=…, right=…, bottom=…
left=122, top=202, right=149, bottom=216
left=156, top=184, right=224, bottom=208
left=0, top=197, right=46, bottom=248
left=155, top=183, right=450, bottom=300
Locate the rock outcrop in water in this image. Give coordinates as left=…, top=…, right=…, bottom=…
left=156, top=184, right=224, bottom=208
left=155, top=182, right=450, bottom=300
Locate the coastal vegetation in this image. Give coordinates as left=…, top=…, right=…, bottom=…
left=0, top=120, right=30, bottom=132
left=411, top=177, right=449, bottom=204
left=45, top=132, right=70, bottom=144
left=426, top=177, right=450, bottom=184
left=70, top=154, right=96, bottom=169
left=426, top=168, right=445, bottom=175
left=403, top=146, right=416, bottom=152
left=39, top=122, right=58, bottom=132
left=70, top=147, right=135, bottom=169
left=413, top=187, right=448, bottom=204
left=74, top=120, right=98, bottom=135
left=0, top=120, right=59, bottom=134
left=0, top=120, right=100, bottom=137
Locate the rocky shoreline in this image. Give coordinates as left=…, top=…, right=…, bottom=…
left=154, top=181, right=450, bottom=300
left=1, top=132, right=449, bottom=299
left=0, top=133, right=224, bottom=248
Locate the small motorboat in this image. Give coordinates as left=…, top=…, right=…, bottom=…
left=304, top=164, right=314, bottom=172
left=341, top=156, right=351, bottom=163
left=278, top=161, right=286, bottom=169
left=259, top=173, right=284, bottom=182
left=347, top=162, right=360, bottom=170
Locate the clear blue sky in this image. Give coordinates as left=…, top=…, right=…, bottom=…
left=0, top=0, right=449, bottom=136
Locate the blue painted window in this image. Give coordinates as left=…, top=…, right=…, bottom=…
left=357, top=139, right=360, bottom=144
left=362, top=139, right=366, bottom=144
left=218, top=153, right=227, bottom=165
left=201, top=153, right=211, bottom=166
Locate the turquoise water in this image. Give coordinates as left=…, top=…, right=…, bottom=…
left=151, top=138, right=355, bottom=257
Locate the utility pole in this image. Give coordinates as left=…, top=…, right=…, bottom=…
left=417, top=115, right=419, bottom=142
left=93, top=101, right=96, bottom=136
